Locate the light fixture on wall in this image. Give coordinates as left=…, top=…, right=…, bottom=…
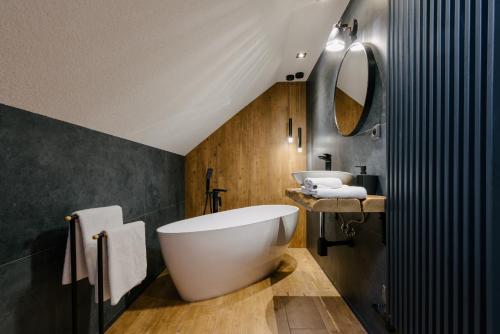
left=326, top=19, right=358, bottom=52
left=297, top=127, right=302, bottom=152
left=349, top=42, right=364, bottom=52
left=335, top=19, right=358, bottom=37
left=326, top=39, right=345, bottom=52
left=288, top=118, right=294, bottom=143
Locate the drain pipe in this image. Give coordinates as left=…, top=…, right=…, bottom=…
left=317, top=212, right=354, bottom=256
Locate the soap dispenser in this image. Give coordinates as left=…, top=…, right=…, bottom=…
left=355, top=165, right=378, bottom=195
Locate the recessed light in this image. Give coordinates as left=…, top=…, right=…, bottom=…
left=295, top=72, right=304, bottom=79
left=296, top=52, right=307, bottom=59
left=286, top=74, right=295, bottom=81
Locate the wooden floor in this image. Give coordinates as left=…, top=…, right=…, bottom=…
left=107, top=249, right=365, bottom=334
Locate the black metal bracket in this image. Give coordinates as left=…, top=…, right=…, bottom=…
left=317, top=212, right=355, bottom=256
left=317, top=236, right=354, bottom=256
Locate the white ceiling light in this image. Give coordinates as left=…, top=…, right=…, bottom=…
left=296, top=52, right=307, bottom=59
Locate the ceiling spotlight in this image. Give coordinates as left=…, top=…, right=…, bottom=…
left=296, top=52, right=307, bottom=59
left=295, top=72, right=304, bottom=79
left=286, top=74, right=295, bottom=81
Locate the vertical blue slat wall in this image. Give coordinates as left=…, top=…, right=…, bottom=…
left=388, top=0, right=498, bottom=332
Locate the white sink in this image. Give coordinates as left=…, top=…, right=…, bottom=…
left=292, top=171, right=354, bottom=185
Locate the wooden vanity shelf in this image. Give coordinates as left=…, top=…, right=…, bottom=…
left=285, top=188, right=386, bottom=213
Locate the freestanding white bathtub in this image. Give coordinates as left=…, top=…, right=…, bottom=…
left=157, top=205, right=299, bottom=301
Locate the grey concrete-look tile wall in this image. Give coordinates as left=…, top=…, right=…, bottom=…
left=0, top=103, right=184, bottom=333
left=306, top=0, right=388, bottom=333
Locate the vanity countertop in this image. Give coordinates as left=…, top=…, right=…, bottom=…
left=285, top=188, right=386, bottom=213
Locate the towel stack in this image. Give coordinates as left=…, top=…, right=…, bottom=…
left=301, top=177, right=367, bottom=199
left=62, top=206, right=147, bottom=305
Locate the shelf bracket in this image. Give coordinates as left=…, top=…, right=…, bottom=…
left=317, top=212, right=354, bottom=256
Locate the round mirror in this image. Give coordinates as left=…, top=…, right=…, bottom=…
left=333, top=42, right=376, bottom=136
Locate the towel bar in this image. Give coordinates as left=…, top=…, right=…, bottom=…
left=64, top=215, right=106, bottom=334
left=64, top=215, right=79, bottom=334
left=93, top=231, right=107, bottom=240
left=93, top=232, right=106, bottom=334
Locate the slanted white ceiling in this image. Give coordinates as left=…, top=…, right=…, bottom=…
left=0, top=0, right=348, bottom=155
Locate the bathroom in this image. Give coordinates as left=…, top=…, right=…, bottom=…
left=0, top=0, right=499, bottom=333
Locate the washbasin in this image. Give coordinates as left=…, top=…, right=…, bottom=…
left=292, top=171, right=354, bottom=185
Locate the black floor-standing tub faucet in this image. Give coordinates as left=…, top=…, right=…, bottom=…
left=203, top=167, right=227, bottom=214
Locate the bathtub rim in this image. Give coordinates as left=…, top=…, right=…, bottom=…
left=157, top=204, right=299, bottom=234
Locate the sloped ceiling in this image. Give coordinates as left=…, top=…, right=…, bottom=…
left=0, top=0, right=348, bottom=155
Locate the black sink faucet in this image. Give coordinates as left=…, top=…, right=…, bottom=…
left=318, top=153, right=332, bottom=170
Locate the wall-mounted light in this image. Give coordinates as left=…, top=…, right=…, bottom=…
left=349, top=42, right=364, bottom=52
left=335, top=19, right=358, bottom=37
left=326, top=39, right=345, bottom=52
left=297, top=127, right=302, bottom=152
left=288, top=118, right=294, bottom=143
left=296, top=52, right=307, bottom=59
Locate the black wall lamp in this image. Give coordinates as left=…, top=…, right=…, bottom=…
left=335, top=19, right=358, bottom=37
left=288, top=118, right=293, bottom=143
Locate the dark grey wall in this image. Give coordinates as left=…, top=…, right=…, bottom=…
left=0, top=104, right=184, bottom=333
left=306, top=0, right=388, bottom=333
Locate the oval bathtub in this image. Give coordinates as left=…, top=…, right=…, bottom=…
left=157, top=205, right=299, bottom=301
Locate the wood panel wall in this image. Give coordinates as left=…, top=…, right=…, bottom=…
left=185, top=82, right=307, bottom=247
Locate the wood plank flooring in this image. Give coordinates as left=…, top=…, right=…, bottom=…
left=107, top=249, right=365, bottom=334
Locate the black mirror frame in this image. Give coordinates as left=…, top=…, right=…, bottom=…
left=333, top=42, right=377, bottom=136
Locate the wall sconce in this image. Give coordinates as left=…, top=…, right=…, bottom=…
left=335, top=19, right=358, bottom=37
left=297, top=127, right=302, bottom=152
left=288, top=118, right=294, bottom=143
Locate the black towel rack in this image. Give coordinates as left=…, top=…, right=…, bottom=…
left=65, top=215, right=106, bottom=334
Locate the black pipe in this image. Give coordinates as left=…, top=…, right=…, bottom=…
left=317, top=212, right=353, bottom=256
left=317, top=237, right=353, bottom=256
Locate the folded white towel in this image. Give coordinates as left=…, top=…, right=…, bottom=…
left=302, top=185, right=367, bottom=199
left=303, top=177, right=342, bottom=189
left=106, top=221, right=147, bottom=305
left=62, top=205, right=123, bottom=302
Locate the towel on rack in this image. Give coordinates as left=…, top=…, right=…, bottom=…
left=303, top=177, right=342, bottom=190
left=61, top=205, right=123, bottom=303
left=62, top=220, right=88, bottom=284
left=303, top=185, right=368, bottom=199
left=106, top=221, right=147, bottom=305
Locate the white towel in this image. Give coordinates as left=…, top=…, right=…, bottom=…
left=302, top=185, right=367, bottom=199
left=62, top=220, right=88, bottom=284
left=62, top=205, right=123, bottom=302
left=303, top=177, right=343, bottom=189
left=106, top=221, right=147, bottom=305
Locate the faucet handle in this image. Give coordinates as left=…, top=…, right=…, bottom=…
left=318, top=153, right=332, bottom=160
